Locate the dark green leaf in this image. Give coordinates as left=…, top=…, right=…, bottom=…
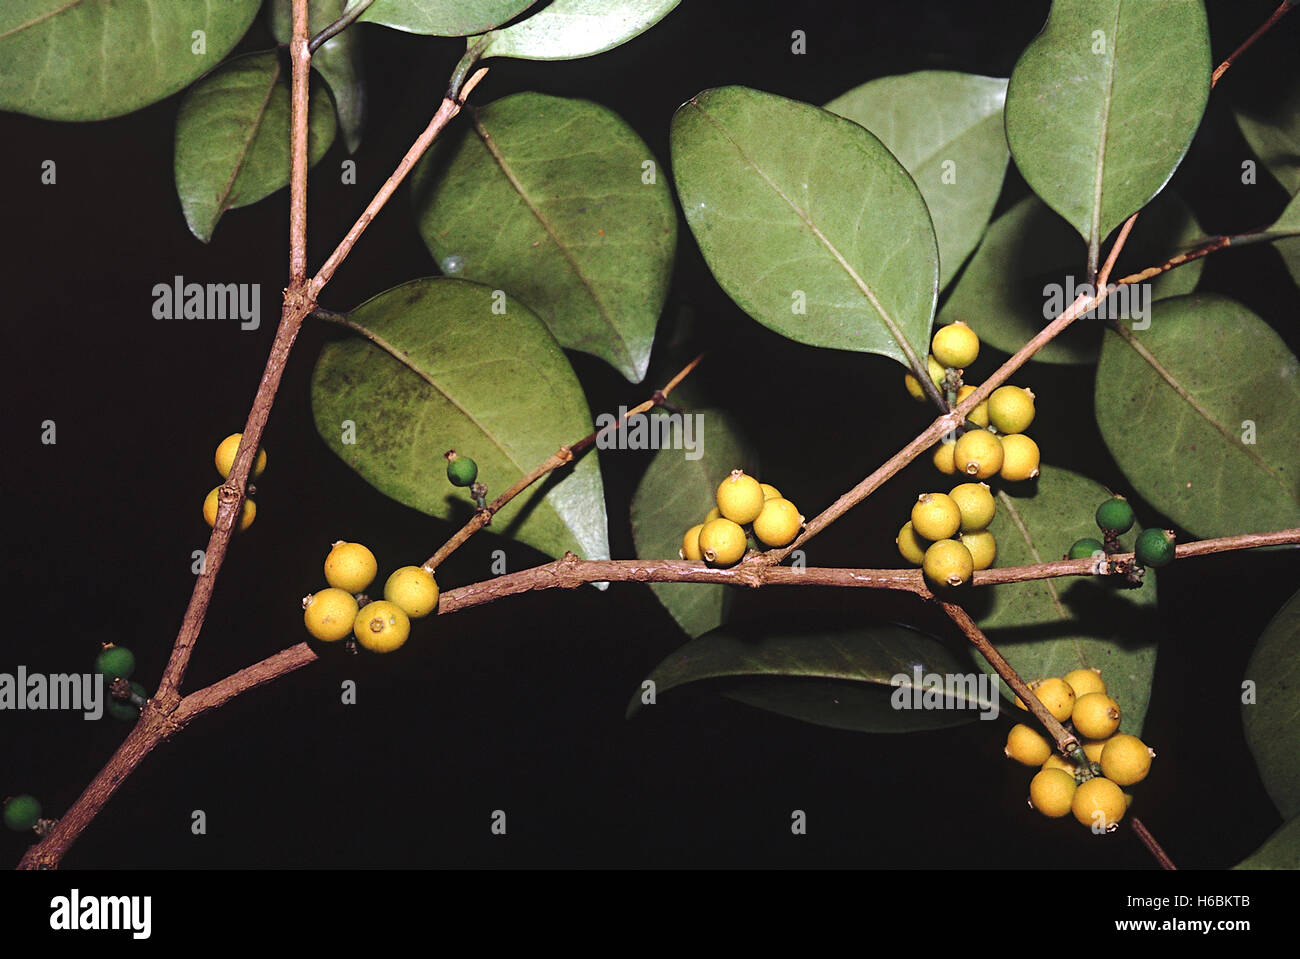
left=0, top=0, right=259, bottom=120
left=1269, top=190, right=1300, bottom=290
left=975, top=465, right=1159, bottom=735
left=671, top=86, right=938, bottom=367
left=1235, top=814, right=1300, bottom=870
left=174, top=52, right=337, bottom=243
left=311, top=278, right=609, bottom=562
left=939, top=194, right=1204, bottom=364
left=269, top=0, right=366, bottom=153
left=1095, top=294, right=1300, bottom=538
left=1235, top=71, right=1300, bottom=194
left=1242, top=587, right=1300, bottom=820
left=825, top=71, right=1009, bottom=291
left=478, top=0, right=680, bottom=60
left=629, top=625, right=991, bottom=733
left=413, top=93, right=676, bottom=383
left=629, top=410, right=754, bottom=638
left=1005, top=0, right=1210, bottom=258
left=362, top=0, right=534, bottom=36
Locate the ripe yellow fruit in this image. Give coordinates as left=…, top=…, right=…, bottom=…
left=905, top=354, right=947, bottom=400
left=1073, top=693, right=1121, bottom=739
left=932, top=439, right=957, bottom=475
left=680, top=524, right=705, bottom=561
left=716, top=470, right=765, bottom=524
left=953, top=429, right=1004, bottom=479
left=704, top=507, right=721, bottom=523
left=1030, top=677, right=1075, bottom=722
left=999, top=433, right=1041, bottom=481
left=1063, top=668, right=1105, bottom=698
left=203, top=486, right=256, bottom=531
left=759, top=483, right=782, bottom=501
left=948, top=482, right=996, bottom=532
left=324, top=541, right=378, bottom=593
left=383, top=566, right=440, bottom=618
left=698, top=518, right=747, bottom=566
left=1082, top=739, right=1108, bottom=763
left=303, top=588, right=360, bottom=642
left=1005, top=723, right=1052, bottom=766
left=955, top=385, right=990, bottom=428
left=932, top=321, right=980, bottom=369
left=988, top=386, right=1036, bottom=434
left=353, top=600, right=410, bottom=653
left=1041, top=753, right=1076, bottom=775
left=215, top=432, right=266, bottom=480
left=752, top=498, right=802, bottom=547
left=922, top=539, right=974, bottom=587
left=1071, top=776, right=1126, bottom=831
left=1030, top=768, right=1078, bottom=818
left=911, top=492, right=962, bottom=541
left=1100, top=734, right=1154, bottom=786
left=896, top=521, right=930, bottom=566
left=959, top=530, right=996, bottom=570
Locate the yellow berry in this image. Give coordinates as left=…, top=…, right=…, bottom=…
left=932, top=440, right=957, bottom=475
left=1030, top=677, right=1075, bottom=722
left=203, top=486, right=255, bottom=531
left=324, top=541, right=378, bottom=593
left=759, top=483, right=782, bottom=501
left=953, top=429, right=1004, bottom=479
left=1029, top=768, right=1078, bottom=818
left=383, top=566, right=440, bottom=618
left=698, top=518, right=747, bottom=566
left=999, top=433, right=1041, bottom=481
left=1100, top=734, right=1154, bottom=786
left=1005, top=723, right=1052, bottom=766
left=704, top=507, right=721, bottom=523
left=1071, top=776, right=1126, bottom=831
left=911, top=492, right=962, bottom=541
left=905, top=354, right=947, bottom=400
left=1082, top=739, right=1108, bottom=763
left=988, top=386, right=1036, bottom=434
left=752, top=498, right=802, bottom=547
left=956, top=385, right=990, bottom=428
left=896, top=521, right=930, bottom=566
left=1063, top=668, right=1105, bottom=698
left=215, top=432, right=266, bottom=480
left=959, top=530, right=996, bottom=570
left=680, top=524, right=705, bottom=561
left=948, top=482, right=996, bottom=532
left=1041, top=754, right=1076, bottom=775
left=1073, top=693, right=1121, bottom=739
left=716, top=470, right=765, bottom=524
left=922, top=539, right=974, bottom=587
left=353, top=600, right=410, bottom=653
left=303, top=588, right=359, bottom=642
left=932, top=321, right=980, bottom=368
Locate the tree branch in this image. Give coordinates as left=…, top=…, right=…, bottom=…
left=309, top=0, right=375, bottom=54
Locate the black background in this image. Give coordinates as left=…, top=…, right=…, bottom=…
left=1, top=0, right=1298, bottom=877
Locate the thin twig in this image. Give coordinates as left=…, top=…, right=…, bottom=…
left=1211, top=0, right=1294, bottom=87
left=1130, top=816, right=1178, bottom=870
left=309, top=0, right=376, bottom=54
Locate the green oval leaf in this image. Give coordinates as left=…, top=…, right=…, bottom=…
left=1242, top=587, right=1300, bottom=820
left=825, top=71, right=1010, bottom=291
left=939, top=193, right=1204, bottom=364
left=0, top=0, right=260, bottom=121
left=174, top=51, right=337, bottom=244
left=478, top=0, right=680, bottom=61
left=311, top=278, right=609, bottom=562
left=629, top=625, right=990, bottom=733
left=269, top=0, right=366, bottom=154
left=975, top=465, right=1159, bottom=735
left=413, top=92, right=676, bottom=383
left=671, top=85, right=938, bottom=366
left=361, top=0, right=535, bottom=36
left=1235, top=72, right=1300, bottom=194
left=1005, top=0, right=1210, bottom=256
left=1235, top=814, right=1300, bottom=870
left=629, top=410, right=754, bottom=638
left=1095, top=294, right=1300, bottom=538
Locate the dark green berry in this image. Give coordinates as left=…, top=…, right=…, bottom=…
left=1069, top=538, right=1106, bottom=560
left=1095, top=497, right=1135, bottom=534
left=446, top=456, right=478, bottom=488
left=1135, top=528, right=1176, bottom=568
left=3, top=795, right=41, bottom=832
left=94, top=645, right=135, bottom=682
left=106, top=682, right=148, bottom=723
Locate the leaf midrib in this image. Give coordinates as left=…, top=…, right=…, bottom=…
left=0, top=0, right=86, bottom=40
left=1088, top=2, right=1123, bottom=261
left=210, top=56, right=282, bottom=232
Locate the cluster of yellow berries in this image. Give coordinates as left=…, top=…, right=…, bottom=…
left=302, top=542, right=440, bottom=653
left=897, top=482, right=997, bottom=587
left=679, top=470, right=803, bottom=567
left=203, top=433, right=264, bottom=531
left=1003, top=668, right=1156, bottom=832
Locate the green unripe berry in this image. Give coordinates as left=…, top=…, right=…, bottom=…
left=1005, top=723, right=1052, bottom=766
left=446, top=454, right=478, bottom=487
left=932, top=321, right=980, bottom=368
left=959, top=530, right=997, bottom=571
left=1073, top=692, right=1121, bottom=739
left=1095, top=497, right=1135, bottom=534
left=106, top=682, right=149, bottom=722
left=94, top=645, right=135, bottom=682
left=948, top=482, right=996, bottom=532
left=1135, top=528, right=1176, bottom=568
left=1071, top=776, right=1126, bottom=831
left=911, top=493, right=962, bottom=541
left=1069, top=538, right=1106, bottom=560
left=922, top=539, right=974, bottom=587
left=324, top=541, right=377, bottom=593
left=353, top=600, right=411, bottom=653
left=1100, top=733, right=1154, bottom=786
left=303, top=587, right=361, bottom=642
left=1029, top=677, right=1075, bottom=722
left=3, top=795, right=41, bottom=832
left=987, top=386, right=1035, bottom=434
left=384, top=566, right=440, bottom=618
left=1029, top=769, right=1077, bottom=818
